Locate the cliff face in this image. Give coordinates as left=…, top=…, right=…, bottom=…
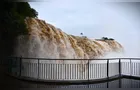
left=13, top=18, right=123, bottom=61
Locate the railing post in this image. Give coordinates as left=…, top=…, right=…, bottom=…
left=130, top=59, right=132, bottom=88
left=88, top=59, right=89, bottom=82
left=107, top=59, right=109, bottom=88
left=119, top=59, right=121, bottom=77
left=130, top=59, right=132, bottom=76
left=38, top=59, right=39, bottom=79
left=19, top=57, right=22, bottom=77
left=119, top=59, right=121, bottom=88
left=87, top=59, right=90, bottom=88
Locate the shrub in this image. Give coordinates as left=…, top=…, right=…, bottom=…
left=102, top=37, right=108, bottom=40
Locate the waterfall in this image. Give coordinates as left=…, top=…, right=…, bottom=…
left=13, top=17, right=123, bottom=65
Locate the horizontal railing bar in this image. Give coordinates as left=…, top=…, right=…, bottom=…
left=4, top=57, right=140, bottom=60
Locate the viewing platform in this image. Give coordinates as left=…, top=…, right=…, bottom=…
left=0, top=57, right=140, bottom=85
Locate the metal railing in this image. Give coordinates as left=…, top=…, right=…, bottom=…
left=1, top=57, right=140, bottom=83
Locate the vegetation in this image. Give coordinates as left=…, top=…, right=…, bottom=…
left=0, top=2, right=38, bottom=56
left=102, top=37, right=114, bottom=40
left=0, top=2, right=38, bottom=38
left=102, top=37, right=108, bottom=40
left=109, top=38, right=114, bottom=40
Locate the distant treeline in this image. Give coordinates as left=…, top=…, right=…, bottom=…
left=102, top=37, right=114, bottom=40
left=95, top=37, right=114, bottom=41
left=0, top=2, right=38, bottom=57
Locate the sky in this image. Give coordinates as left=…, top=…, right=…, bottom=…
left=29, top=1, right=140, bottom=57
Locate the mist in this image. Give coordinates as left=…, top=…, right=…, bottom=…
left=29, top=1, right=140, bottom=58
left=99, top=3, right=140, bottom=58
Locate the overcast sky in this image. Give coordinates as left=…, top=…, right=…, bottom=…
left=29, top=1, right=140, bottom=57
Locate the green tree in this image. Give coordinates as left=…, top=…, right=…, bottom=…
left=102, top=37, right=108, bottom=40
left=0, top=2, right=38, bottom=57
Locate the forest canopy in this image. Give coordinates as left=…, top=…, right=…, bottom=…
left=0, top=2, right=38, bottom=56
left=0, top=2, right=38, bottom=39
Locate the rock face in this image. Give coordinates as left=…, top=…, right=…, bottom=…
left=13, top=18, right=123, bottom=61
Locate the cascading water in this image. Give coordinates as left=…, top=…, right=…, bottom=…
left=14, top=17, right=123, bottom=59
left=12, top=17, right=124, bottom=78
